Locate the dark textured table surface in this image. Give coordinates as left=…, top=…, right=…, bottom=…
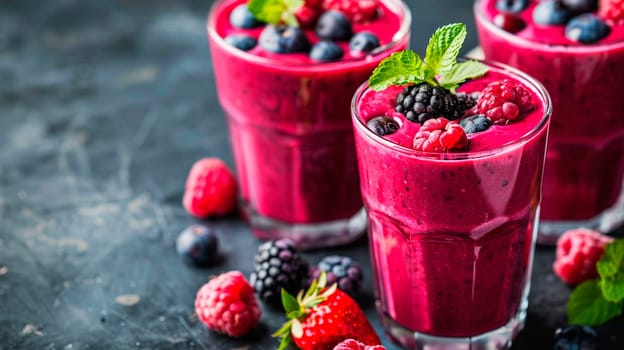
left=1, top=0, right=623, bottom=349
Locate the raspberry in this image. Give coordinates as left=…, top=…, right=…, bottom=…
left=195, top=271, right=261, bottom=337
left=413, top=117, right=468, bottom=152
left=333, top=339, right=387, bottom=350
left=599, top=0, right=624, bottom=25
left=475, top=79, right=535, bottom=125
left=295, top=5, right=321, bottom=28
left=553, top=228, right=614, bottom=285
left=249, top=239, right=309, bottom=305
left=396, top=83, right=469, bottom=124
left=322, top=0, right=379, bottom=23
left=183, top=158, right=238, bottom=218
left=309, top=255, right=364, bottom=296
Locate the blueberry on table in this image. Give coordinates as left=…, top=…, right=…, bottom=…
left=553, top=325, right=597, bottom=350
left=493, top=13, right=527, bottom=33
left=315, top=10, right=353, bottom=41
left=533, top=0, right=573, bottom=25
left=224, top=34, right=257, bottom=51
left=459, top=114, right=492, bottom=134
left=176, top=225, right=219, bottom=266
left=366, top=116, right=400, bottom=136
left=496, top=0, right=529, bottom=13
left=561, top=0, right=598, bottom=14
left=259, top=25, right=311, bottom=53
left=310, top=41, right=344, bottom=61
left=229, top=4, right=263, bottom=29
left=349, top=31, right=380, bottom=55
left=566, top=14, right=610, bottom=43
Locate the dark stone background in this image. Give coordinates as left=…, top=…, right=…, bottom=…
left=0, top=0, right=622, bottom=349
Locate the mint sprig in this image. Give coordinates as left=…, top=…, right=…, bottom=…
left=568, top=238, right=624, bottom=326
left=368, top=23, right=488, bottom=92
left=248, top=0, right=303, bottom=27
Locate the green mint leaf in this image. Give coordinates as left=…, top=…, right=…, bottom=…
left=369, top=50, right=425, bottom=91
left=423, top=23, right=467, bottom=81
left=248, top=0, right=302, bottom=26
left=597, top=239, right=624, bottom=302
left=438, top=60, right=489, bottom=92
left=281, top=289, right=300, bottom=314
left=568, top=280, right=623, bottom=326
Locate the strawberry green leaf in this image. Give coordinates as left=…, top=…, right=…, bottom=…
left=277, top=332, right=293, bottom=350
left=568, top=280, right=623, bottom=326
left=272, top=321, right=292, bottom=337
left=248, top=0, right=302, bottom=26
left=597, top=239, right=624, bottom=302
left=369, top=50, right=424, bottom=91
left=424, top=23, right=467, bottom=80
left=282, top=289, right=300, bottom=314
left=438, top=60, right=488, bottom=92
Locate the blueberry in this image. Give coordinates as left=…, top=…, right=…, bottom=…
left=533, top=0, right=573, bottom=25
left=310, top=41, right=344, bottom=61
left=259, top=25, right=310, bottom=53
left=561, top=0, right=598, bottom=14
left=176, top=225, right=219, bottom=266
left=496, top=0, right=529, bottom=13
left=224, top=34, right=257, bottom=51
left=315, top=11, right=353, bottom=41
left=553, top=325, right=597, bottom=350
left=566, top=14, right=610, bottom=43
left=459, top=114, right=491, bottom=134
left=229, top=4, right=263, bottom=29
left=493, top=13, right=526, bottom=33
left=366, top=116, right=400, bottom=136
left=349, top=31, right=380, bottom=55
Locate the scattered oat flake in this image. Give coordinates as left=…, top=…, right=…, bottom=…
left=21, top=324, right=43, bottom=336
left=0, top=266, right=7, bottom=275
left=115, top=294, right=141, bottom=306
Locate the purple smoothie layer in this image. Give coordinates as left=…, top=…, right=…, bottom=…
left=208, top=0, right=409, bottom=224
left=354, top=68, right=549, bottom=336
left=476, top=0, right=624, bottom=222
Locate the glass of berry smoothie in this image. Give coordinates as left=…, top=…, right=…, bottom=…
left=206, top=0, right=411, bottom=250
left=351, top=24, right=551, bottom=349
left=474, top=0, right=624, bottom=243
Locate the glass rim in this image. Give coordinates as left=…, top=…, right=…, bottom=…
left=474, top=0, right=624, bottom=53
left=351, top=58, right=552, bottom=161
left=206, top=0, right=412, bottom=72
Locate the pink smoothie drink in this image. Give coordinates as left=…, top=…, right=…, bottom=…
left=207, top=0, right=410, bottom=249
left=352, top=61, right=551, bottom=347
left=475, top=0, right=624, bottom=242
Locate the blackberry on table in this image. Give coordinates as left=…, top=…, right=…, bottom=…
left=309, top=255, right=363, bottom=296
left=249, top=239, right=309, bottom=305
left=395, top=83, right=469, bottom=124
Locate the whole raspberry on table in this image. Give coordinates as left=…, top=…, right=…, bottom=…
left=309, top=255, right=363, bottom=297
left=322, top=0, right=379, bottom=23
left=412, top=117, right=468, bottom=152
left=599, top=0, right=624, bottom=25
left=183, top=158, right=238, bottom=218
left=475, top=78, right=534, bottom=124
left=553, top=228, right=614, bottom=285
left=333, top=339, right=387, bottom=350
left=195, top=271, right=261, bottom=337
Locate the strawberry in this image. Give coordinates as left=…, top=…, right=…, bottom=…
left=599, top=0, right=624, bottom=25
left=274, top=273, right=381, bottom=350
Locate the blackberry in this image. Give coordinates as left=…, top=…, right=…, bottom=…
left=395, top=83, right=468, bottom=124
left=249, top=239, right=309, bottom=305
left=309, top=255, right=363, bottom=296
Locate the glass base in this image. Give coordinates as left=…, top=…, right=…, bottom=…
left=378, top=301, right=526, bottom=350
left=241, top=202, right=367, bottom=250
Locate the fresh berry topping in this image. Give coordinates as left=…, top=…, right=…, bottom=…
left=322, top=0, right=379, bottom=23
left=315, top=10, right=353, bottom=41
left=349, top=31, right=380, bottom=56
left=533, top=0, right=573, bottom=25
left=553, top=325, right=598, bottom=350
left=496, top=0, right=529, bottom=13
left=475, top=79, right=534, bottom=124
left=333, top=339, right=387, bottom=350
left=295, top=5, right=321, bottom=29
left=456, top=92, right=478, bottom=111
left=259, top=25, right=311, bottom=53
left=183, top=158, right=238, bottom=218
left=310, top=40, right=344, bottom=61
left=553, top=228, right=614, bottom=285
left=195, top=271, right=261, bottom=337
left=309, top=255, right=364, bottom=296
left=274, top=274, right=381, bottom=350
left=396, top=83, right=468, bottom=124
left=413, top=117, right=468, bottom=152
left=493, top=12, right=527, bottom=33
left=224, top=34, right=257, bottom=51
left=249, top=239, right=309, bottom=305
left=176, top=225, right=219, bottom=266
left=366, top=116, right=400, bottom=136
left=561, top=0, right=598, bottom=14
left=565, top=14, right=610, bottom=44
left=459, top=114, right=492, bottom=134
left=599, top=0, right=624, bottom=25
left=229, top=4, right=263, bottom=29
